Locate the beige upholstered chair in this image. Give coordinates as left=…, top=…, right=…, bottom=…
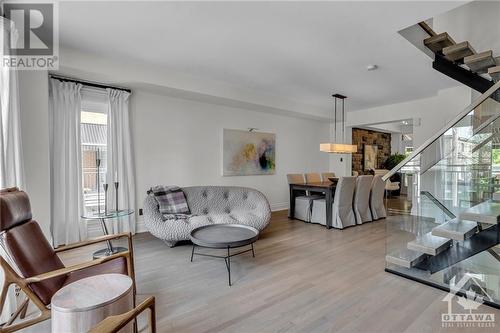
left=370, top=175, right=387, bottom=220
left=310, top=177, right=357, bottom=229
left=373, top=169, right=400, bottom=195
left=305, top=173, right=322, bottom=183
left=287, top=174, right=312, bottom=222
left=353, top=175, right=373, bottom=224
left=321, top=172, right=335, bottom=182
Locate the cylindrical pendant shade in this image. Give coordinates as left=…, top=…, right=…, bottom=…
left=320, top=143, right=357, bottom=153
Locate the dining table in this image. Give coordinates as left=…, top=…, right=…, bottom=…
left=289, top=179, right=338, bottom=229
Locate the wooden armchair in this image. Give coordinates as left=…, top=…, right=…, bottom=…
left=0, top=188, right=136, bottom=333
left=89, top=297, right=156, bottom=333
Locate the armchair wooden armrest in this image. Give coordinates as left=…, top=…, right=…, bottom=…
left=55, top=232, right=132, bottom=253
left=24, top=252, right=130, bottom=284
left=89, top=297, right=156, bottom=333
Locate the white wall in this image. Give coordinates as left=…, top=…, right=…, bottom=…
left=347, top=86, right=472, bottom=147
left=391, top=134, right=403, bottom=155
left=16, top=50, right=473, bottom=234
left=18, top=71, right=51, bottom=237
left=132, top=90, right=329, bottom=214
left=329, top=85, right=473, bottom=176
left=16, top=68, right=330, bottom=234
left=433, top=1, right=500, bottom=56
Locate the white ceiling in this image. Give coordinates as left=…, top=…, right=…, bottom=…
left=58, top=1, right=467, bottom=114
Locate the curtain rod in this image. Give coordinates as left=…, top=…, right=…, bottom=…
left=49, top=74, right=131, bottom=93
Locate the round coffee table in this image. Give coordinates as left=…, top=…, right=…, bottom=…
left=190, top=224, right=259, bottom=286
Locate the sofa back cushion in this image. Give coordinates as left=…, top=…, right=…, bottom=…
left=183, top=186, right=269, bottom=217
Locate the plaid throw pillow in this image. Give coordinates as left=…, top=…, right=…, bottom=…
left=151, top=185, right=190, bottom=215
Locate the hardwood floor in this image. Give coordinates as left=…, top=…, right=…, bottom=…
left=39, top=208, right=500, bottom=332
left=132, top=210, right=499, bottom=333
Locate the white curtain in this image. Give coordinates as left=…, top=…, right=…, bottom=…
left=0, top=17, right=24, bottom=325
left=106, top=88, right=135, bottom=234
left=0, top=19, right=24, bottom=189
left=49, top=79, right=85, bottom=246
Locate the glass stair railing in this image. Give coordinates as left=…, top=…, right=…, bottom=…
left=384, top=80, right=500, bottom=308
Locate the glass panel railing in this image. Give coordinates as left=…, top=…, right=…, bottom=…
left=385, top=82, right=500, bottom=308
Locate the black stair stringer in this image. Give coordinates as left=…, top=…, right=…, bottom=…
left=414, top=224, right=499, bottom=274
left=433, top=55, right=500, bottom=103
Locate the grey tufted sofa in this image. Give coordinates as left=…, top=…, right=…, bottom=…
left=143, top=186, right=271, bottom=247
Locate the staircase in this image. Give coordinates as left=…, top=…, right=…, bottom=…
left=383, top=20, right=500, bottom=308
left=418, top=21, right=500, bottom=101
left=386, top=199, right=500, bottom=270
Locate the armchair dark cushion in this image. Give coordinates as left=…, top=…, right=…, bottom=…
left=4, top=220, right=66, bottom=305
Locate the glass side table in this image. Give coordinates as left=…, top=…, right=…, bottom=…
left=81, top=209, right=134, bottom=259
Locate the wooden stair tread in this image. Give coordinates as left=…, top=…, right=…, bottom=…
left=418, top=21, right=437, bottom=37
left=464, top=50, right=496, bottom=73
left=424, top=32, right=456, bottom=53
left=385, top=249, right=426, bottom=269
left=489, top=65, right=500, bottom=74
left=489, top=65, right=500, bottom=82
left=431, top=218, right=477, bottom=241
left=443, top=41, right=476, bottom=62
left=459, top=200, right=500, bottom=224
left=407, top=232, right=452, bottom=256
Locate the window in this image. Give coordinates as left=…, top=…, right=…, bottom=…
left=80, top=88, right=108, bottom=215
left=404, top=147, right=413, bottom=156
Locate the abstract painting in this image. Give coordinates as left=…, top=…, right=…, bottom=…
left=363, top=144, right=378, bottom=171
left=222, top=129, right=276, bottom=176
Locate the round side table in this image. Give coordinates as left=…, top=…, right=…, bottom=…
left=81, top=209, right=134, bottom=258
left=51, top=274, right=133, bottom=333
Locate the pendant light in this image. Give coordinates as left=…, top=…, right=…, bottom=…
left=320, top=93, right=357, bottom=153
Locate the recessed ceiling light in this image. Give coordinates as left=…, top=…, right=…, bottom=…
left=366, top=64, right=378, bottom=71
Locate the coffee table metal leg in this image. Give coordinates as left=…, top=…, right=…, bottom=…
left=190, top=243, right=256, bottom=286
left=227, top=246, right=231, bottom=286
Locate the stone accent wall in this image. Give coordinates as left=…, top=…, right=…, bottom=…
left=352, top=128, right=391, bottom=174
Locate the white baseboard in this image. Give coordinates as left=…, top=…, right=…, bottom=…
left=270, top=202, right=289, bottom=212
left=136, top=217, right=147, bottom=233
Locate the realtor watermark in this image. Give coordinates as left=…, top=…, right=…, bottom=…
left=441, top=275, right=496, bottom=329
left=1, top=1, right=59, bottom=70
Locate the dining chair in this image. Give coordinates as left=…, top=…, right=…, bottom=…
left=310, top=177, right=357, bottom=229
left=305, top=173, right=321, bottom=183
left=321, top=172, right=335, bottom=182
left=385, top=179, right=400, bottom=197
left=305, top=173, right=324, bottom=197
left=0, top=187, right=136, bottom=333
left=353, top=175, right=373, bottom=224
left=287, top=174, right=312, bottom=222
left=370, top=175, right=387, bottom=220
